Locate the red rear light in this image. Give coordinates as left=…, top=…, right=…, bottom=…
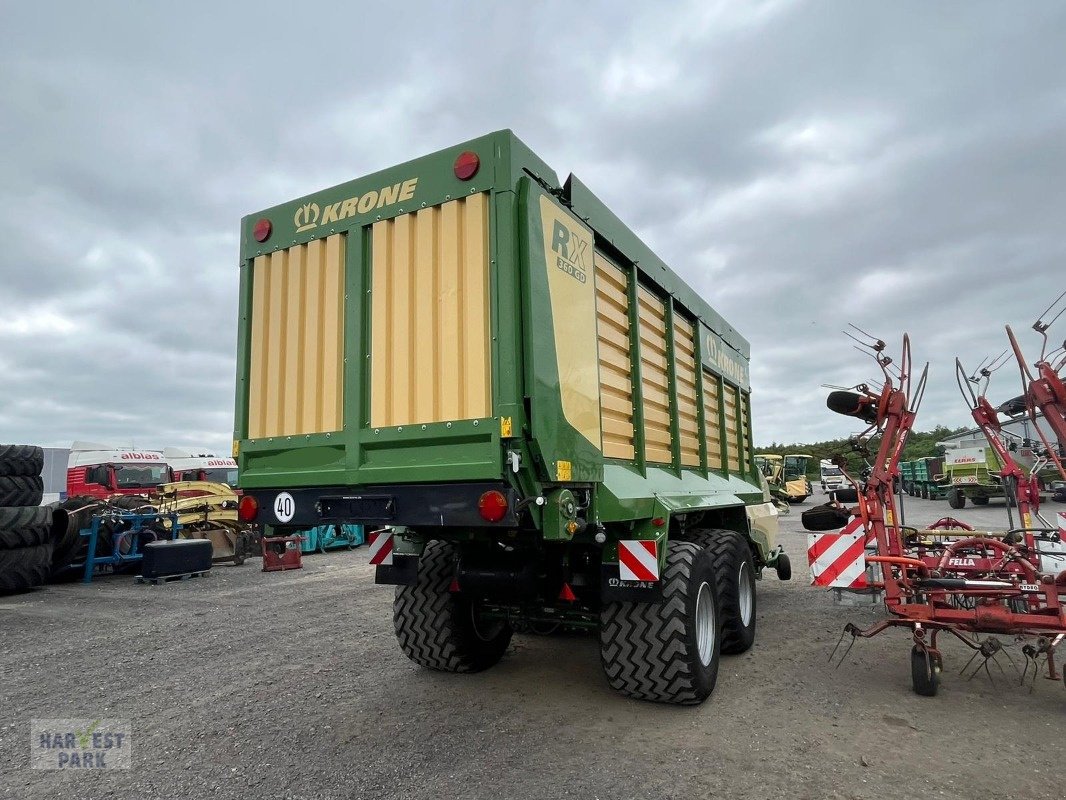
left=238, top=495, right=259, bottom=522
left=253, top=218, right=272, bottom=243
left=453, top=151, right=480, bottom=181
left=477, top=490, right=508, bottom=522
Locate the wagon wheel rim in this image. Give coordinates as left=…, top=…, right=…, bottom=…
left=738, top=563, right=754, bottom=626
left=695, top=580, right=717, bottom=666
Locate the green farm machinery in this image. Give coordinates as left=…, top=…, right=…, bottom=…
left=231, top=131, right=789, bottom=705
left=899, top=457, right=944, bottom=499
left=937, top=431, right=1057, bottom=508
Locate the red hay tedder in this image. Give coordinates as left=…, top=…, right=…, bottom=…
left=804, top=294, right=1066, bottom=696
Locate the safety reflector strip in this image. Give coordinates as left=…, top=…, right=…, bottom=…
left=807, top=517, right=868, bottom=588
left=618, top=540, right=659, bottom=582
left=368, top=529, right=394, bottom=566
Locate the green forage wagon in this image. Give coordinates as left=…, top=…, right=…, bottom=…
left=233, top=130, right=789, bottom=705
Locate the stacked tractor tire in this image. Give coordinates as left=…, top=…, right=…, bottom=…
left=50, top=495, right=160, bottom=581
left=0, top=444, right=51, bottom=594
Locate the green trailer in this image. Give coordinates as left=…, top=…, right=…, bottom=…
left=899, top=460, right=917, bottom=495
left=232, top=130, right=788, bottom=705
left=900, top=457, right=943, bottom=499
left=913, top=457, right=944, bottom=499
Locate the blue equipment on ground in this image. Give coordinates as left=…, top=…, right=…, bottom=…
left=77, top=511, right=181, bottom=584
left=298, top=524, right=365, bottom=553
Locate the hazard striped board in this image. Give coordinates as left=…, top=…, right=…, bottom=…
left=367, top=529, right=393, bottom=566
left=807, top=517, right=870, bottom=589
left=618, top=540, right=659, bottom=582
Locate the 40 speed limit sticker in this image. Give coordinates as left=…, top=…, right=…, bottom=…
left=273, top=492, right=296, bottom=523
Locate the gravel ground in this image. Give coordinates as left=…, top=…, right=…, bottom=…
left=2, top=495, right=1065, bottom=800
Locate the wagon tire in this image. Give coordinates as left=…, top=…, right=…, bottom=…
left=0, top=445, right=44, bottom=478
left=600, top=541, right=721, bottom=705
left=684, top=529, right=759, bottom=652
left=698, top=531, right=757, bottom=655
left=393, top=540, right=512, bottom=673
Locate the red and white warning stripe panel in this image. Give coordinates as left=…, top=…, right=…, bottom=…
left=367, top=529, right=393, bottom=566
left=618, top=540, right=659, bottom=582
left=807, top=517, right=869, bottom=589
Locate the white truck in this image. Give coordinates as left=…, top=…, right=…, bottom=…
left=164, top=448, right=238, bottom=487
left=66, top=442, right=172, bottom=500
left=819, top=459, right=847, bottom=493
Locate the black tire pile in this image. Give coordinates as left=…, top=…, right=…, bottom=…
left=0, top=446, right=164, bottom=590
left=49, top=495, right=108, bottom=581
left=0, top=444, right=51, bottom=594
left=50, top=494, right=161, bottom=581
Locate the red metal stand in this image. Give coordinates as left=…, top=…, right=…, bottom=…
left=262, top=535, right=303, bottom=572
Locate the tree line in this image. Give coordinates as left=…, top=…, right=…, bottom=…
left=754, top=425, right=970, bottom=478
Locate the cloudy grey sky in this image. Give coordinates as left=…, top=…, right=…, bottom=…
left=1, top=1, right=1064, bottom=455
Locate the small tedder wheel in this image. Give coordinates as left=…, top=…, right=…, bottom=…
left=775, top=552, right=792, bottom=581
left=910, top=646, right=941, bottom=697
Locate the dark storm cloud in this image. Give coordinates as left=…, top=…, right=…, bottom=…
left=1, top=0, right=1064, bottom=453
